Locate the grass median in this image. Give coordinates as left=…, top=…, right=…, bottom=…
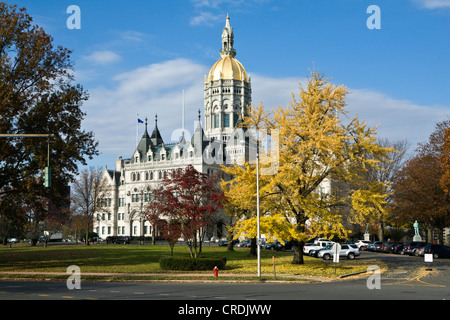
left=0, top=243, right=381, bottom=282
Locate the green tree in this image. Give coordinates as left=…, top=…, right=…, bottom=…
left=0, top=3, right=98, bottom=233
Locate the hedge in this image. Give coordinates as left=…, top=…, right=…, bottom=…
left=159, top=256, right=227, bottom=271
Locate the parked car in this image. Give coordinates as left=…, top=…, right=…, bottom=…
left=304, top=240, right=334, bottom=255
left=309, top=243, right=334, bottom=257
left=402, top=241, right=428, bottom=256
left=318, top=244, right=360, bottom=260
left=380, top=242, right=402, bottom=253
left=367, top=241, right=383, bottom=252
left=415, top=246, right=426, bottom=257
left=389, top=243, right=405, bottom=254
left=235, top=240, right=250, bottom=248
left=424, top=244, right=450, bottom=259
left=106, top=236, right=131, bottom=244
left=264, top=241, right=282, bottom=250
left=355, top=240, right=370, bottom=251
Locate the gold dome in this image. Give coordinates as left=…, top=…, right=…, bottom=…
left=206, top=56, right=248, bottom=83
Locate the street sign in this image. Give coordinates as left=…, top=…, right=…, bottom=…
left=332, top=243, right=341, bottom=263
left=424, top=253, right=433, bottom=271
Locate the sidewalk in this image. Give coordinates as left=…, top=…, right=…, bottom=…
left=0, top=271, right=332, bottom=283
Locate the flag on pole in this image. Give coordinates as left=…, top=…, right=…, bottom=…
left=138, top=118, right=144, bottom=124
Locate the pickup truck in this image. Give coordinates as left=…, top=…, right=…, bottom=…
left=303, top=241, right=335, bottom=255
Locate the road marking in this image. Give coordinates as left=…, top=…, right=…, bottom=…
left=384, top=270, right=446, bottom=288
left=39, top=294, right=49, bottom=297
left=62, top=296, right=74, bottom=299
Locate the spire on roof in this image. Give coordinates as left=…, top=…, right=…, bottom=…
left=151, top=114, right=164, bottom=146
left=220, top=14, right=236, bottom=58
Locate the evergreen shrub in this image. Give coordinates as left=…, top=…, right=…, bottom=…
left=159, top=257, right=227, bottom=271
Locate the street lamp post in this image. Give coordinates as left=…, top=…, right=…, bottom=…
left=256, top=146, right=261, bottom=277
left=241, top=136, right=261, bottom=277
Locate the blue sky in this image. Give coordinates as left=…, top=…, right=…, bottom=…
left=9, top=0, right=450, bottom=169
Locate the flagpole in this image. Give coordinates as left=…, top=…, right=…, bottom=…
left=136, top=113, right=139, bottom=148
left=182, top=88, right=185, bottom=134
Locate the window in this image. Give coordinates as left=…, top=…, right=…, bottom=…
left=214, top=114, right=220, bottom=128
left=148, top=155, right=152, bottom=161
left=223, top=113, right=230, bottom=127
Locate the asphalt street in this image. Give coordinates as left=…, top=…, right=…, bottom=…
left=0, top=251, right=448, bottom=301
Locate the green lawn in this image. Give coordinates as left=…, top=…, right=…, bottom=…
left=0, top=243, right=381, bottom=281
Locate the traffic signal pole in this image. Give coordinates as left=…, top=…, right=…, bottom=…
left=0, top=134, right=54, bottom=187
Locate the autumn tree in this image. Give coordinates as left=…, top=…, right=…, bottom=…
left=392, top=121, right=450, bottom=243
left=0, top=3, right=98, bottom=233
left=222, top=71, right=391, bottom=264
left=148, top=165, right=223, bottom=259
left=350, top=139, right=409, bottom=240
left=440, top=127, right=450, bottom=194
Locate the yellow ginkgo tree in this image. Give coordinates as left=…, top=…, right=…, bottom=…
left=221, top=71, right=392, bottom=264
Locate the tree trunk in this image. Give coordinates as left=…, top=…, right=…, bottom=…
left=226, top=232, right=234, bottom=252
left=292, top=240, right=305, bottom=265
left=248, top=238, right=257, bottom=256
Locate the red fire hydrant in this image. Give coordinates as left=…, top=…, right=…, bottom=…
left=213, top=266, right=219, bottom=278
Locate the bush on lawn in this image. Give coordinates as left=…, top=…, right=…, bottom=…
left=159, top=256, right=227, bottom=271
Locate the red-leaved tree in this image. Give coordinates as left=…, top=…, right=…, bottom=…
left=147, top=165, right=223, bottom=258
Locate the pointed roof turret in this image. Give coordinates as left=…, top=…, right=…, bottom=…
left=150, top=114, right=164, bottom=146
left=135, top=117, right=152, bottom=159
left=190, top=110, right=209, bottom=154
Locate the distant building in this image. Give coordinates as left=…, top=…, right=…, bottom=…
left=94, top=15, right=251, bottom=241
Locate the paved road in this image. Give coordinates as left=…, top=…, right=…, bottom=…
left=0, top=251, right=448, bottom=301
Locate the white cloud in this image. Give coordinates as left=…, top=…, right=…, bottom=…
left=82, top=59, right=208, bottom=162
left=82, top=59, right=450, bottom=169
left=346, top=89, right=450, bottom=148
left=412, top=0, right=450, bottom=9
left=190, top=11, right=223, bottom=26
left=83, top=50, right=122, bottom=65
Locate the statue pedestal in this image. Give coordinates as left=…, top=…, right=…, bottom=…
left=413, top=236, right=422, bottom=242
left=364, top=233, right=370, bottom=241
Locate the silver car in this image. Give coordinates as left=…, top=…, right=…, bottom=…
left=318, top=244, right=361, bottom=260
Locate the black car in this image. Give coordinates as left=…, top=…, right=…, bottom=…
left=424, top=244, right=450, bottom=259
left=389, top=243, right=405, bottom=254
left=106, top=236, right=131, bottom=244
left=402, top=241, right=428, bottom=256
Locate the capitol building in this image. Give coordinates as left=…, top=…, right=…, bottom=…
left=93, top=15, right=253, bottom=240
